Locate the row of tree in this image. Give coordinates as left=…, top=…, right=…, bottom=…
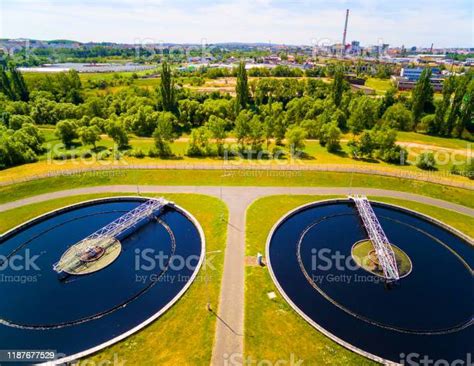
left=0, top=61, right=472, bottom=171
left=0, top=62, right=29, bottom=102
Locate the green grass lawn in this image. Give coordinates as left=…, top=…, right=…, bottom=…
left=0, top=192, right=228, bottom=366
left=1, top=169, right=473, bottom=208
left=244, top=195, right=472, bottom=365
left=365, top=78, right=393, bottom=95
left=33, top=126, right=472, bottom=177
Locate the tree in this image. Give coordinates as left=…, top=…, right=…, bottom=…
left=378, top=86, right=397, bottom=117
left=434, top=76, right=455, bottom=135
left=382, top=103, right=413, bottom=131
left=234, top=110, right=253, bottom=149
left=129, top=106, right=158, bottom=137
left=152, top=112, right=176, bottom=157
left=348, top=96, right=379, bottom=133
left=349, top=127, right=405, bottom=164
left=106, top=120, right=129, bottom=149
left=453, top=78, right=473, bottom=137
left=411, top=68, right=434, bottom=124
left=55, top=120, right=78, bottom=147
left=285, top=125, right=307, bottom=156
left=443, top=75, right=469, bottom=136
left=235, top=61, right=249, bottom=112
left=418, top=114, right=437, bottom=134
left=78, top=125, right=101, bottom=149
left=285, top=97, right=314, bottom=125
left=261, top=101, right=285, bottom=145
left=248, top=115, right=264, bottom=151
left=372, top=128, right=407, bottom=164
left=0, top=67, right=15, bottom=100
left=464, top=160, right=474, bottom=180
left=416, top=152, right=437, bottom=170
left=8, top=114, right=34, bottom=130
left=0, top=125, right=39, bottom=169
left=186, top=127, right=212, bottom=156
left=356, top=131, right=375, bottom=158
left=14, top=123, right=43, bottom=154
left=160, top=61, right=177, bottom=113
left=31, top=98, right=58, bottom=125
left=319, top=122, right=341, bottom=152
left=205, top=116, right=227, bottom=156
left=332, top=67, right=345, bottom=107
left=9, top=68, right=29, bottom=102
left=179, top=99, right=202, bottom=128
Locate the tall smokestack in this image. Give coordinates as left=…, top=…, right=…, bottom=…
left=342, top=9, right=349, bottom=56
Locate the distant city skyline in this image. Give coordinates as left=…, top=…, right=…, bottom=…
left=0, top=0, right=472, bottom=48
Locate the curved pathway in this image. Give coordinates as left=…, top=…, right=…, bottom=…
left=0, top=186, right=472, bottom=366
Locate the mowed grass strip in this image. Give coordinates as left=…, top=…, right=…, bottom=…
left=0, top=169, right=473, bottom=209
left=244, top=195, right=472, bottom=365
left=0, top=193, right=228, bottom=366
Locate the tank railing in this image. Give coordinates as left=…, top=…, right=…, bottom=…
left=349, top=195, right=400, bottom=281
left=53, top=198, right=168, bottom=273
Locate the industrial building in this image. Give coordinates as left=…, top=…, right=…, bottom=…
left=392, top=67, right=444, bottom=91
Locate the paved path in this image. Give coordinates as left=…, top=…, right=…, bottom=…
left=1, top=186, right=473, bottom=216
left=0, top=186, right=473, bottom=366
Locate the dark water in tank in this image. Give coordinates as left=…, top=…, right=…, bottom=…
left=268, top=201, right=473, bottom=363
left=0, top=198, right=203, bottom=363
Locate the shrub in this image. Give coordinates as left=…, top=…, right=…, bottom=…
left=416, top=152, right=437, bottom=170
left=132, top=149, right=145, bottom=158
left=148, top=147, right=160, bottom=158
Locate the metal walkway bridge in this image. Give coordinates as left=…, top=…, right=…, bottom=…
left=53, top=198, right=169, bottom=274
left=349, top=195, right=400, bottom=281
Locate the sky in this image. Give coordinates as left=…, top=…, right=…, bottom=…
left=0, top=0, right=473, bottom=48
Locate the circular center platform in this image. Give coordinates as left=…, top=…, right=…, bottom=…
left=351, top=240, right=412, bottom=279
left=267, top=199, right=473, bottom=364
left=0, top=197, right=205, bottom=364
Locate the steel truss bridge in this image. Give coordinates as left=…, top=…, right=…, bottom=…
left=349, top=195, right=400, bottom=281
left=53, top=198, right=169, bottom=274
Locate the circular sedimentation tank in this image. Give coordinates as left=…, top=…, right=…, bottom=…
left=266, top=199, right=473, bottom=364
left=0, top=197, right=205, bottom=364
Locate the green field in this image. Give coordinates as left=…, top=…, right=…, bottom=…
left=0, top=192, right=228, bottom=365
left=365, top=77, right=393, bottom=95
left=6, top=126, right=468, bottom=185
left=1, top=169, right=473, bottom=208
left=244, top=194, right=472, bottom=365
